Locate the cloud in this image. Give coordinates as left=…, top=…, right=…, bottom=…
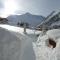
left=0, top=0, right=60, bottom=17
left=0, top=0, right=4, bottom=9
left=0, top=0, right=20, bottom=17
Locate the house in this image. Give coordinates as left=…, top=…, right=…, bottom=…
left=0, top=17, right=8, bottom=24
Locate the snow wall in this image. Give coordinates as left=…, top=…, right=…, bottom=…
left=33, top=29, right=60, bottom=60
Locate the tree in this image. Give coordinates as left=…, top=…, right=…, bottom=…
left=17, top=22, right=29, bottom=28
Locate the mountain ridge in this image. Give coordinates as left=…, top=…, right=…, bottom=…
left=7, top=12, right=45, bottom=28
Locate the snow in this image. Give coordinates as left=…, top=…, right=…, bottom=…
left=33, top=29, right=60, bottom=60
left=0, top=24, right=41, bottom=60
left=0, top=24, right=60, bottom=60
left=51, top=21, right=60, bottom=27
left=46, top=29, right=60, bottom=41
left=7, top=13, right=45, bottom=27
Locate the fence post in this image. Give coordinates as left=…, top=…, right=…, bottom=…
left=24, top=23, right=26, bottom=34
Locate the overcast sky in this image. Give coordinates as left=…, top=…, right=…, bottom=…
left=0, top=0, right=60, bottom=17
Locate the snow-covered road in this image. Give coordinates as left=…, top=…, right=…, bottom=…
left=0, top=24, right=40, bottom=60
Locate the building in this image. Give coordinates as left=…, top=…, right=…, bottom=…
left=0, top=17, right=8, bottom=24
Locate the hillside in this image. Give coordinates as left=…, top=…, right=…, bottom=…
left=37, top=11, right=60, bottom=29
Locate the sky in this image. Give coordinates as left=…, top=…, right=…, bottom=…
left=0, top=0, right=60, bottom=17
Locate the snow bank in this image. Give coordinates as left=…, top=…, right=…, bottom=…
left=47, top=29, right=60, bottom=42
left=0, top=24, right=36, bottom=60
left=33, top=29, right=60, bottom=60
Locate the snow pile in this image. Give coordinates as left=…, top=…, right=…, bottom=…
left=0, top=24, right=36, bottom=60
left=33, top=29, right=60, bottom=60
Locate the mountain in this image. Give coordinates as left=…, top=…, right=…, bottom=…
left=7, top=12, right=45, bottom=28
left=37, top=11, right=60, bottom=30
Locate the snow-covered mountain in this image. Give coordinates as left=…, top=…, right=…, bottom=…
left=37, top=11, right=60, bottom=29
left=7, top=12, right=45, bottom=28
